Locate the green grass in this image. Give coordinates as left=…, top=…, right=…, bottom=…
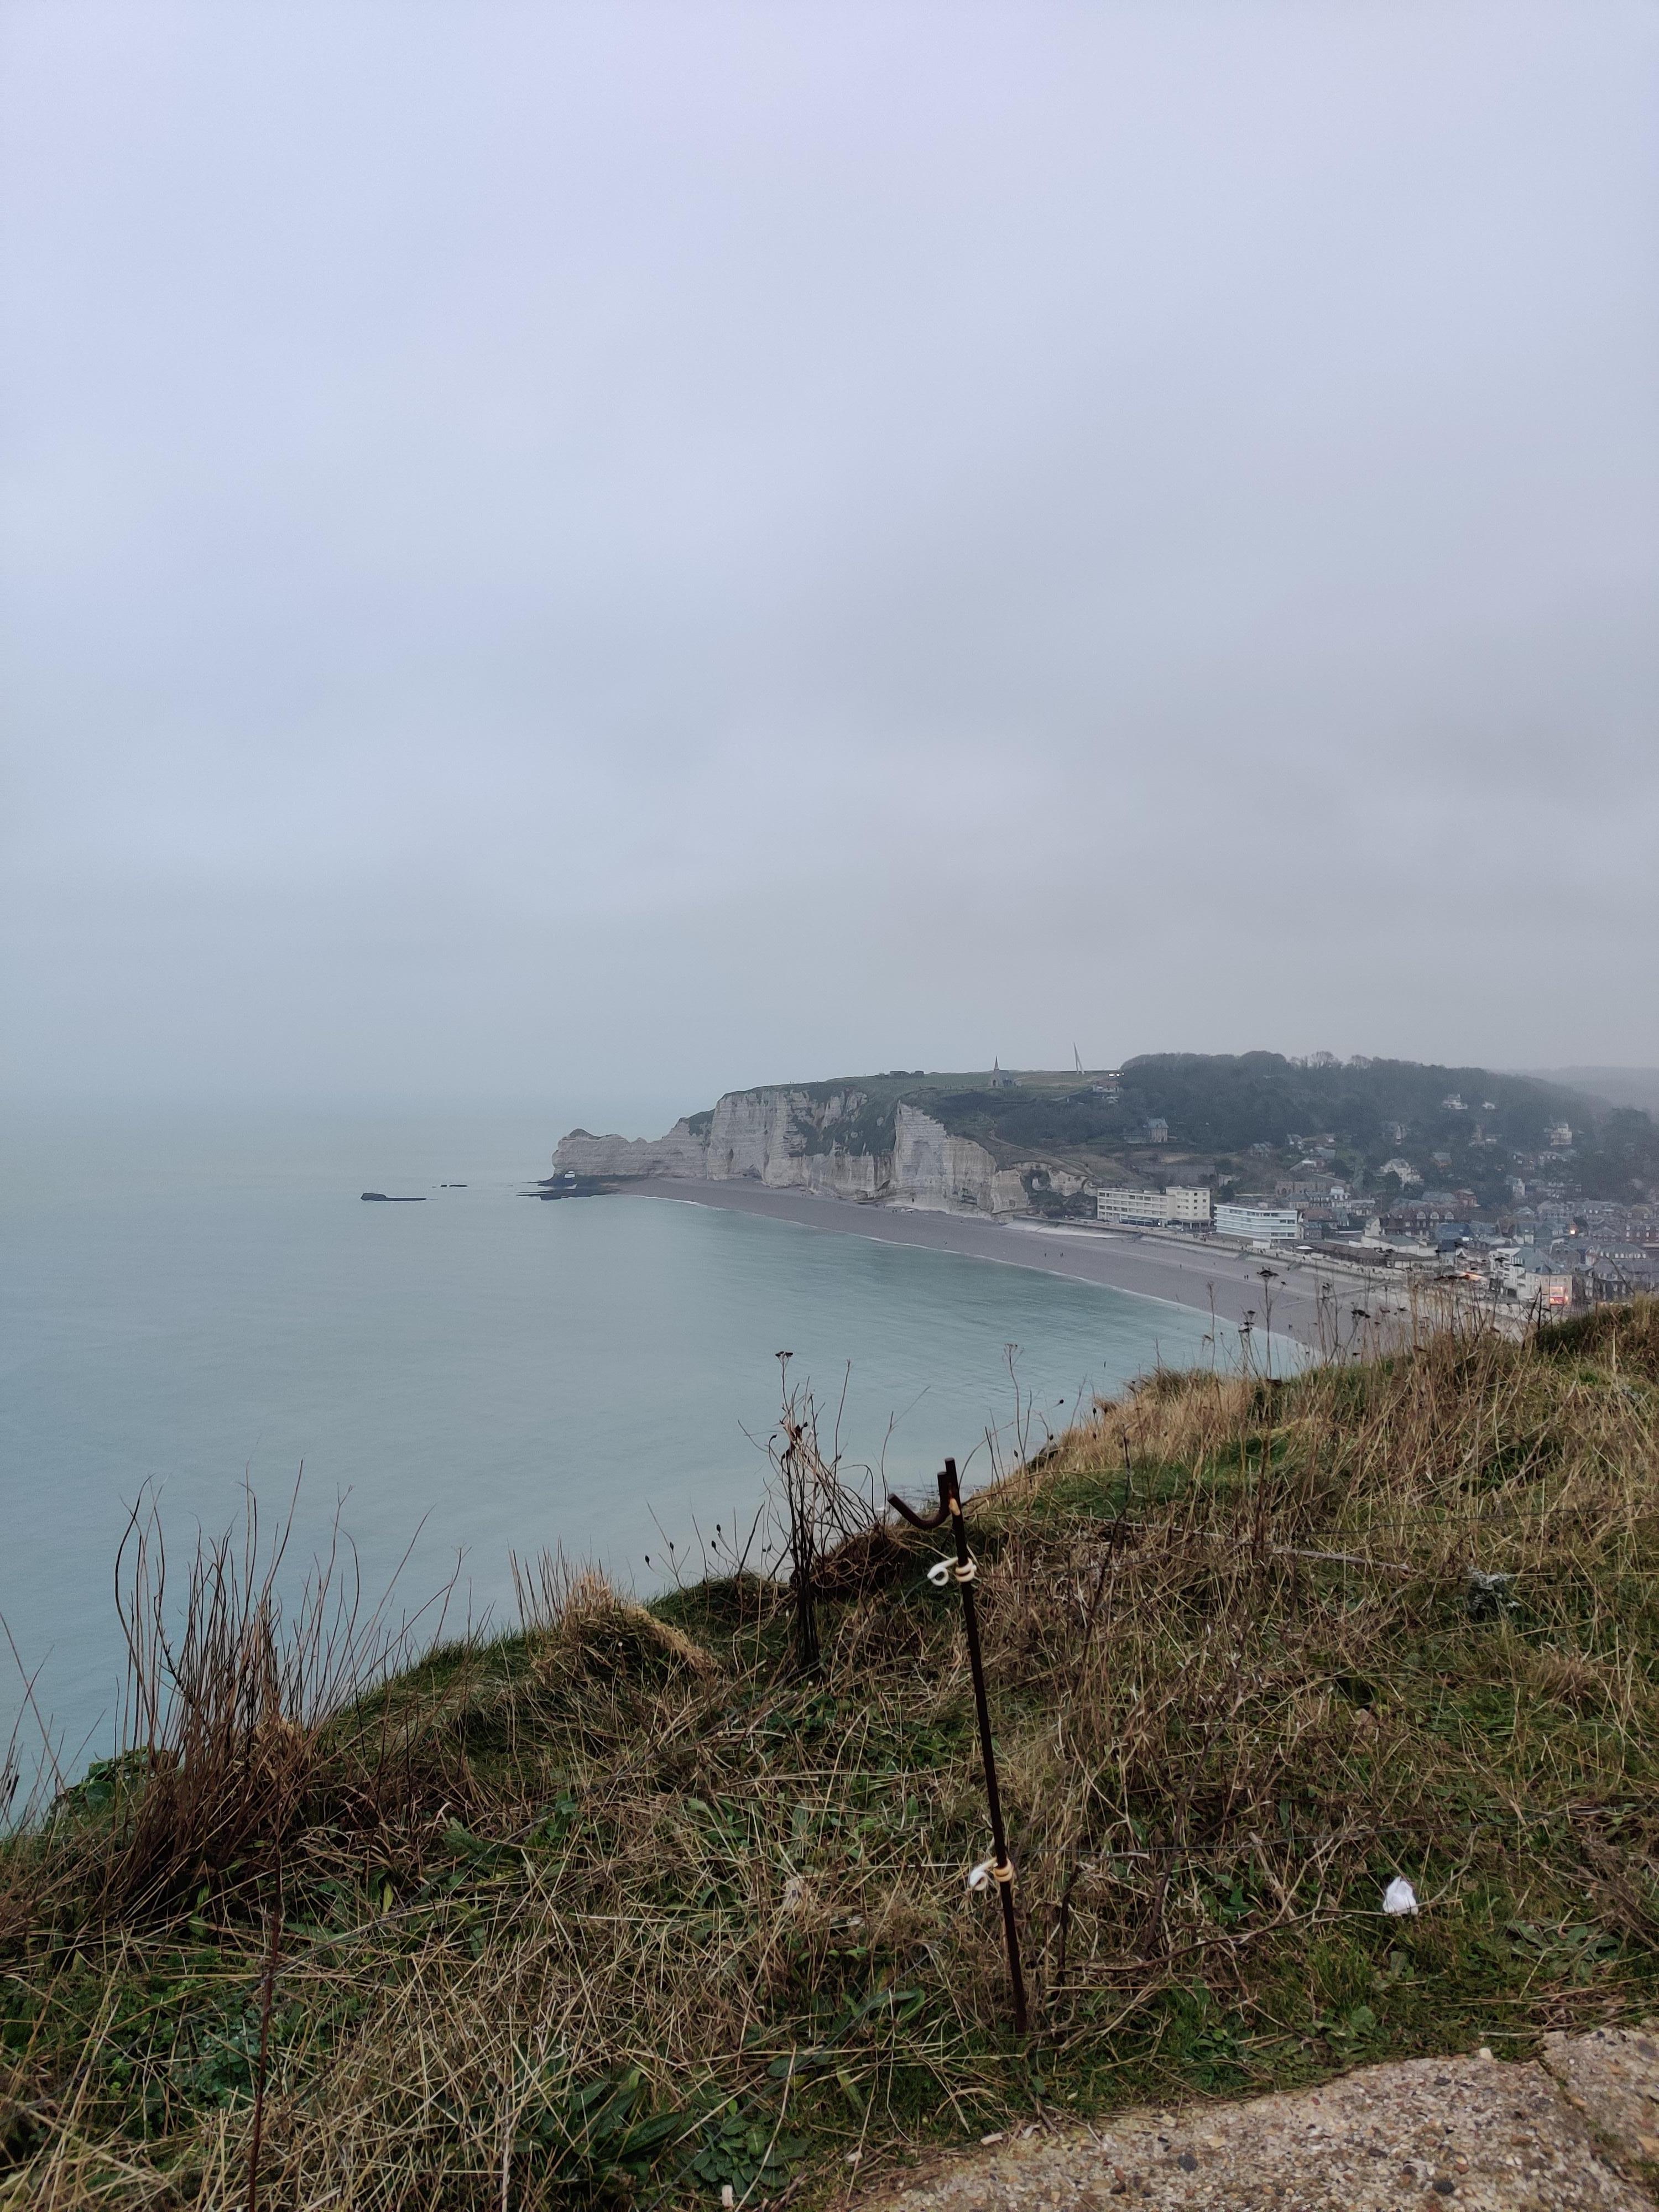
left=3, top=1303, right=1658, bottom=2207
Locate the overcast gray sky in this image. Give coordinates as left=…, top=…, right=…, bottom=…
left=3, top=1, right=1656, bottom=1118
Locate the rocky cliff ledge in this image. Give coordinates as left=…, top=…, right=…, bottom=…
left=552, top=1088, right=1038, bottom=1214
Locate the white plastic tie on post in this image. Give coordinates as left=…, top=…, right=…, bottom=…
left=929, top=1556, right=978, bottom=1587
left=1383, top=1876, right=1419, bottom=1916
left=967, top=1857, right=996, bottom=1891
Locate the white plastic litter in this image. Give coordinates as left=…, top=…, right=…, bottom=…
left=1383, top=1876, right=1419, bottom=1916
left=967, top=1857, right=997, bottom=1891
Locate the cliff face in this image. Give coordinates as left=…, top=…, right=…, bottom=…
left=551, top=1089, right=1026, bottom=1213
left=550, top=1121, right=709, bottom=1181
left=891, top=1102, right=1027, bottom=1213
left=700, top=1088, right=891, bottom=1198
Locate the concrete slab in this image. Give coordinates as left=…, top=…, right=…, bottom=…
left=1542, top=2029, right=1659, bottom=2169
left=860, top=2046, right=1656, bottom=2211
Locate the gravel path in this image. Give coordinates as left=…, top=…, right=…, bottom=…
left=854, top=2032, right=1659, bottom=2211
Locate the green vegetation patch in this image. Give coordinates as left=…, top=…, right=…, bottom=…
left=3, top=1305, right=1658, bottom=2206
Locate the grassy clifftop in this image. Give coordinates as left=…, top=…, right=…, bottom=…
left=4, top=1305, right=1659, bottom=2208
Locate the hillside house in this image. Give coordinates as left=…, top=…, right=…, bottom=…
left=1588, top=1254, right=1659, bottom=1302
left=1492, top=1245, right=1573, bottom=1310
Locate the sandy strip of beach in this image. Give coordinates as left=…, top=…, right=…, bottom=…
left=616, top=1177, right=1392, bottom=1351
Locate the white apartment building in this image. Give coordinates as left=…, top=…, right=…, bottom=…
left=1161, top=1186, right=1212, bottom=1223
left=1097, top=1185, right=1212, bottom=1229
left=1214, top=1202, right=1301, bottom=1244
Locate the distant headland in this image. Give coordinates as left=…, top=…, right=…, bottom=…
left=550, top=1053, right=1658, bottom=1231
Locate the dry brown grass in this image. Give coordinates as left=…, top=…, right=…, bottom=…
left=2, top=1302, right=1657, bottom=2208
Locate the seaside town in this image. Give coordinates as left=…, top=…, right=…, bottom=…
left=1079, top=1065, right=1657, bottom=1313
left=550, top=1052, right=1659, bottom=1324
left=11, top=9, right=1659, bottom=2205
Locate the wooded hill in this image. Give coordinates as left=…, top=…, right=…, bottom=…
left=840, top=1055, right=1658, bottom=1208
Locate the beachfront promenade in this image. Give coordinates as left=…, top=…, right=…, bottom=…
left=620, top=1177, right=1396, bottom=1353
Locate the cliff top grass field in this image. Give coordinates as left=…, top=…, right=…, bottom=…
left=4, top=1301, right=1658, bottom=2209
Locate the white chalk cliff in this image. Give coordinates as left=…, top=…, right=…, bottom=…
left=551, top=1089, right=1047, bottom=1214
left=890, top=1103, right=1029, bottom=1214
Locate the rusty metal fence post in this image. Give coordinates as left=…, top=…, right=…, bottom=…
left=891, top=1457, right=1028, bottom=2036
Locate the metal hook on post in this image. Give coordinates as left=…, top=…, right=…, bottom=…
left=890, top=1457, right=1029, bottom=2036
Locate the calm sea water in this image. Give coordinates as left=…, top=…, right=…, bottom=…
left=1, top=1105, right=1215, bottom=1776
